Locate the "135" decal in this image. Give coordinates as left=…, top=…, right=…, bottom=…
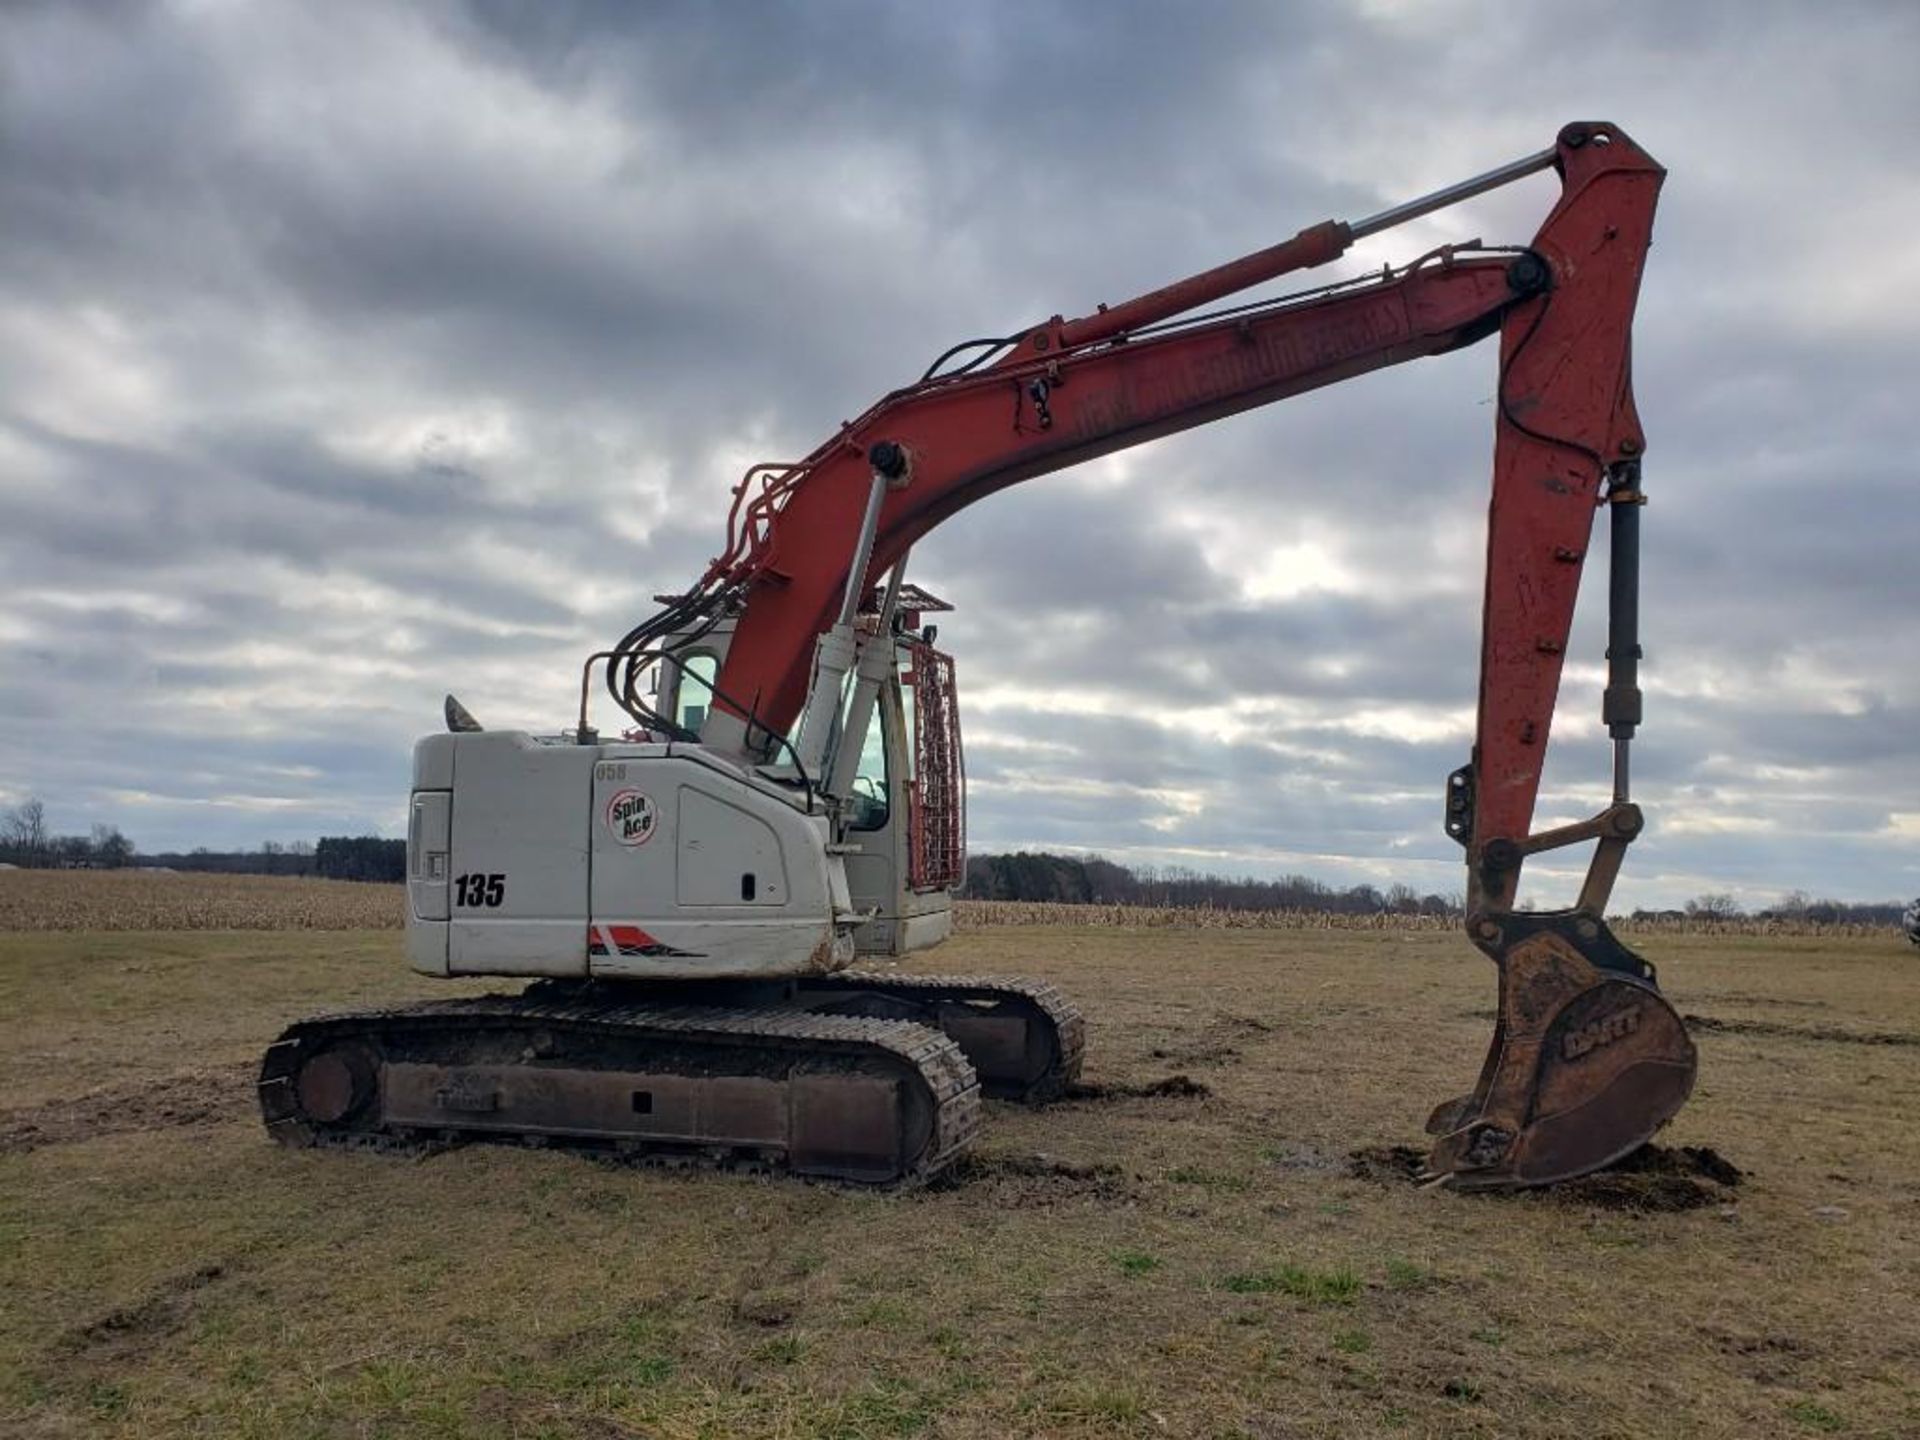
left=453, top=872, right=506, bottom=908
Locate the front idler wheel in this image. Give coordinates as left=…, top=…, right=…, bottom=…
left=293, top=1044, right=378, bottom=1126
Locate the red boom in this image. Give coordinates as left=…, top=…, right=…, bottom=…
left=709, top=127, right=1661, bottom=891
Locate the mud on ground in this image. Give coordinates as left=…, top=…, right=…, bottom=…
left=1348, top=1141, right=1745, bottom=1213
left=1, top=1063, right=252, bottom=1155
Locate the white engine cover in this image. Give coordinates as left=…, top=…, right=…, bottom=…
left=405, top=732, right=857, bottom=981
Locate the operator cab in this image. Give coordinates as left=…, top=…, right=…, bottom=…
left=652, top=583, right=965, bottom=956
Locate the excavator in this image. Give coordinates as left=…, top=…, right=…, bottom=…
left=260, top=121, right=1698, bottom=1190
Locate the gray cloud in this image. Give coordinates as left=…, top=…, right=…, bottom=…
left=1, top=0, right=1916, bottom=909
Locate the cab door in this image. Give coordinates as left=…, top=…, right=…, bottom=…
left=845, top=637, right=965, bottom=955
left=841, top=670, right=907, bottom=953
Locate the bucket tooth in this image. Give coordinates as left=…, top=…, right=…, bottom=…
left=1424, top=1092, right=1479, bottom=1137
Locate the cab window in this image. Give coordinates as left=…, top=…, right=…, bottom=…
left=674, top=651, right=718, bottom=733
left=846, top=698, right=889, bottom=831
left=897, top=654, right=918, bottom=783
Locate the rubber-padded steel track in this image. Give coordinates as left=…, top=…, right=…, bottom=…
left=799, top=972, right=1085, bottom=1103
left=258, top=992, right=980, bottom=1187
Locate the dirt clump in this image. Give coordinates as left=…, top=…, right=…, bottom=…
left=1346, top=1144, right=1428, bottom=1185
left=1544, top=1145, right=1743, bottom=1212
left=1064, top=1074, right=1212, bottom=1102
left=1345, top=1142, right=1742, bottom=1211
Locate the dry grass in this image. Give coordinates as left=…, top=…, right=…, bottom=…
left=0, top=869, right=403, bottom=932
left=2, top=878, right=1918, bottom=1438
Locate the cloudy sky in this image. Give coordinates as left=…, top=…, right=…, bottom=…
left=3, top=1, right=1916, bottom=909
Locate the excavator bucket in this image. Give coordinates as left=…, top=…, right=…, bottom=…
left=1424, top=914, right=1696, bottom=1189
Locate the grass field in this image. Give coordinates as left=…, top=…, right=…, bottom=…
left=3, top=877, right=1917, bottom=1438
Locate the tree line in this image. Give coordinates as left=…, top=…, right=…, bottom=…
left=1, top=797, right=404, bottom=883
left=963, top=851, right=1913, bottom=925
left=1642, top=890, right=1906, bottom=928
left=962, top=851, right=1461, bottom=916
left=0, top=799, right=134, bottom=870
left=138, top=836, right=406, bottom=883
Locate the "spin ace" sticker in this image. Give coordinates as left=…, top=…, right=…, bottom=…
left=605, top=788, right=658, bottom=847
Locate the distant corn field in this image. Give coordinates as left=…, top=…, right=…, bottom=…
left=0, top=870, right=404, bottom=932
left=1615, top=913, right=1894, bottom=939
left=953, top=899, right=1457, bottom=931
left=952, top=898, right=1900, bottom=939
left=0, top=872, right=1898, bottom=938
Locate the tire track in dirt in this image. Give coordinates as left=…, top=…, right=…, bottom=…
left=1682, top=1015, right=1920, bottom=1047
left=925, top=1152, right=1142, bottom=1206
left=59, top=1262, right=236, bottom=1362
left=1, top=1061, right=254, bottom=1154
left=1062, top=1074, right=1212, bottom=1101
left=1461, top=1007, right=1919, bottom=1048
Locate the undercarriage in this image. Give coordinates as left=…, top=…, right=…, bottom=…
left=260, top=974, right=1082, bottom=1186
